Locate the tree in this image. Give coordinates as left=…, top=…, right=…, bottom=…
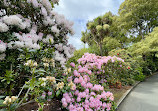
left=103, top=37, right=121, bottom=55
left=128, top=27, right=158, bottom=72
left=81, top=12, right=127, bottom=56
left=128, top=27, right=158, bottom=56
left=118, top=0, right=158, bottom=41
left=81, top=12, right=113, bottom=56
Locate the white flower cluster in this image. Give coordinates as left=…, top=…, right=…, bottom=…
left=27, top=0, right=56, bottom=12
left=55, top=43, right=75, bottom=58
left=51, top=25, right=59, bottom=34
left=2, top=15, right=31, bottom=30
left=54, top=50, right=66, bottom=67
left=26, top=0, right=74, bottom=35
left=41, top=0, right=52, bottom=12
left=24, top=60, right=38, bottom=67
left=3, top=15, right=22, bottom=25
left=63, top=44, right=75, bottom=58
left=43, top=16, right=54, bottom=26
left=54, top=43, right=75, bottom=67
left=42, top=34, right=54, bottom=44
left=8, top=29, right=42, bottom=50
left=55, top=43, right=63, bottom=51
left=0, top=22, right=9, bottom=32
left=54, top=13, right=74, bottom=34
left=0, top=40, right=7, bottom=53
left=3, top=96, right=18, bottom=105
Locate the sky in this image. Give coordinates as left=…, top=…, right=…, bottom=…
left=54, top=0, right=125, bottom=49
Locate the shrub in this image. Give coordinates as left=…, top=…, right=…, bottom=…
left=77, top=53, right=134, bottom=87
left=0, top=0, right=75, bottom=110
left=109, top=49, right=146, bottom=81
left=61, top=62, right=116, bottom=111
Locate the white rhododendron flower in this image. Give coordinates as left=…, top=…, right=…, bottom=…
left=3, top=96, right=18, bottom=105
left=41, top=7, right=48, bottom=17
left=51, top=25, right=59, bottom=33
left=3, top=15, right=22, bottom=26
left=0, top=22, right=9, bottom=32
left=0, top=40, right=7, bottom=52
left=2, top=15, right=31, bottom=30
left=41, top=0, right=52, bottom=12
left=42, top=34, right=54, bottom=44
left=55, top=43, right=63, bottom=51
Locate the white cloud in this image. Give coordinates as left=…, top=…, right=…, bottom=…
left=54, top=0, right=124, bottom=49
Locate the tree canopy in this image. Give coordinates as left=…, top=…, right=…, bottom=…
left=128, top=27, right=158, bottom=56
left=118, top=0, right=158, bottom=41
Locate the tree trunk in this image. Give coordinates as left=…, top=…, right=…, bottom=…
left=99, top=43, right=103, bottom=56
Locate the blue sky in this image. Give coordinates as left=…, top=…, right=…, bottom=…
left=54, top=0, right=125, bottom=49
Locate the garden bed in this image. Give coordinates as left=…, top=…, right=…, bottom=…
left=110, top=86, right=132, bottom=103
left=15, top=86, right=132, bottom=111
left=16, top=99, right=62, bottom=111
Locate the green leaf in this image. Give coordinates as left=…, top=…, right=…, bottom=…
left=10, top=103, right=18, bottom=110
left=56, top=90, right=60, bottom=97
left=18, top=48, right=23, bottom=52
left=0, top=96, right=5, bottom=99
left=29, top=49, right=36, bottom=52
left=30, top=78, right=36, bottom=90
left=0, top=100, right=6, bottom=107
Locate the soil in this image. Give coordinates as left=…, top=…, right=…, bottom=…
left=110, top=85, right=132, bottom=103
left=16, top=99, right=62, bottom=111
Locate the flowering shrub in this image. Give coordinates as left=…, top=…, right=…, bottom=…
left=61, top=61, right=115, bottom=111
left=109, top=49, right=145, bottom=82
left=0, top=0, right=76, bottom=110
left=76, top=53, right=135, bottom=87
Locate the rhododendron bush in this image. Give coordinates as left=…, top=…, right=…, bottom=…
left=61, top=55, right=116, bottom=111
left=0, top=0, right=76, bottom=110
left=77, top=53, right=134, bottom=87
left=109, top=49, right=146, bottom=82
left=59, top=53, right=135, bottom=110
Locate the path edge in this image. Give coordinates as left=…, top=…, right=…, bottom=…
left=115, top=81, right=140, bottom=110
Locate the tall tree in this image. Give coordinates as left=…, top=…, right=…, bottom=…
left=81, top=12, right=115, bottom=56
left=119, top=0, right=158, bottom=41
left=81, top=12, right=128, bottom=55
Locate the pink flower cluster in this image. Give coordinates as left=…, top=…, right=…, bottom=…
left=62, top=88, right=114, bottom=111
left=62, top=62, right=114, bottom=111
left=77, top=53, right=124, bottom=69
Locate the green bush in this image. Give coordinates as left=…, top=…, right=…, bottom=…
left=108, top=48, right=148, bottom=82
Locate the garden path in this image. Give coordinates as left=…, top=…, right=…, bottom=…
left=117, top=73, right=158, bottom=111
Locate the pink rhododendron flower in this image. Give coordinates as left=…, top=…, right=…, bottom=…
left=62, top=102, right=68, bottom=107
left=73, top=70, right=80, bottom=77
left=74, top=78, right=79, bottom=84
left=77, top=97, right=81, bottom=102
left=70, top=62, right=75, bottom=67
left=86, top=82, right=93, bottom=88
